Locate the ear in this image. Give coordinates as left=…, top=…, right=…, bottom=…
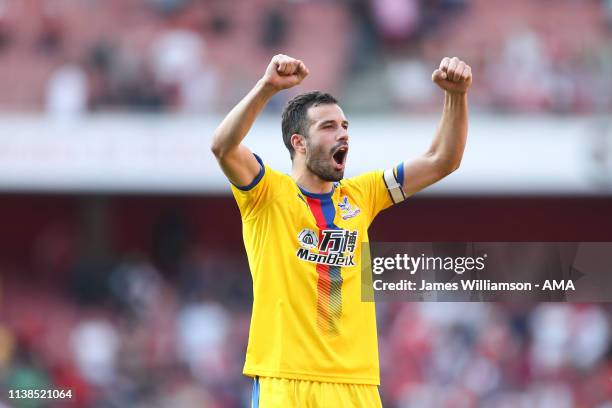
left=291, top=134, right=307, bottom=155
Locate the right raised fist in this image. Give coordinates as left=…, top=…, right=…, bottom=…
left=261, top=54, right=309, bottom=92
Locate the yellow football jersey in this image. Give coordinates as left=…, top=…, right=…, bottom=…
left=231, top=155, right=404, bottom=385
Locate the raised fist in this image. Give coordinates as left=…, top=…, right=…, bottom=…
left=432, top=57, right=472, bottom=94
left=261, top=54, right=309, bottom=92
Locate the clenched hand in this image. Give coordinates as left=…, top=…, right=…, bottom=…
left=432, top=57, right=472, bottom=94
left=261, top=54, right=310, bottom=92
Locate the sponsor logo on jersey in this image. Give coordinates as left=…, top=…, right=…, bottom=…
left=297, top=229, right=318, bottom=249
left=296, top=228, right=358, bottom=266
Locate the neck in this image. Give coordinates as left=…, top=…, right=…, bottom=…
left=291, top=162, right=334, bottom=195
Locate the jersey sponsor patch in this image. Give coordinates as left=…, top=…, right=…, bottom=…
left=297, top=228, right=318, bottom=249
left=296, top=229, right=358, bottom=267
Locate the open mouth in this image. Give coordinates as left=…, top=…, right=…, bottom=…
left=332, top=146, right=348, bottom=167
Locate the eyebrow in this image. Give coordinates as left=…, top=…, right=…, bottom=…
left=318, top=119, right=349, bottom=127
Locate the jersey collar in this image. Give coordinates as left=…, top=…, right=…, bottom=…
left=297, top=182, right=338, bottom=199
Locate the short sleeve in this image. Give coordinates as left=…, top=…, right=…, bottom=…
left=344, top=163, right=405, bottom=223
left=230, top=154, right=281, bottom=220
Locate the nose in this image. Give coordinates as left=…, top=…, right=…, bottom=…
left=337, top=131, right=349, bottom=143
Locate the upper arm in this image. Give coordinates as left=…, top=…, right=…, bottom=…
left=213, top=144, right=262, bottom=188
left=401, top=154, right=454, bottom=197
left=348, top=158, right=447, bottom=222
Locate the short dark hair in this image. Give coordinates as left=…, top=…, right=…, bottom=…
left=281, top=91, right=338, bottom=160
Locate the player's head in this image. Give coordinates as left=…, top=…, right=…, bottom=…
left=282, top=91, right=349, bottom=182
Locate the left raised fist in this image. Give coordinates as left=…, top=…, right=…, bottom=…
left=432, top=57, right=472, bottom=94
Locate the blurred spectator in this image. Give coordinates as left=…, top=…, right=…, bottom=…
left=0, top=325, right=14, bottom=370
left=149, top=29, right=202, bottom=103
left=4, top=344, right=51, bottom=408
left=259, top=2, right=288, bottom=50
left=530, top=304, right=572, bottom=372
left=530, top=304, right=610, bottom=373
left=149, top=29, right=217, bottom=112
left=490, top=27, right=551, bottom=112
left=605, top=0, right=612, bottom=28
left=147, top=0, right=190, bottom=16
left=36, top=0, right=65, bottom=55
left=153, top=210, right=192, bottom=276
left=45, top=63, right=88, bottom=117
left=177, top=299, right=231, bottom=383
left=0, top=1, right=13, bottom=53
left=109, top=253, right=163, bottom=320
left=371, top=0, right=421, bottom=46
left=384, top=55, right=435, bottom=110
left=70, top=318, right=120, bottom=386
left=347, top=0, right=381, bottom=73
left=109, top=43, right=166, bottom=111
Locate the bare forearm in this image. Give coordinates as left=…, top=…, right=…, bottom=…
left=401, top=57, right=471, bottom=197
left=211, top=80, right=277, bottom=157
left=429, top=92, right=468, bottom=172
left=210, top=54, right=308, bottom=186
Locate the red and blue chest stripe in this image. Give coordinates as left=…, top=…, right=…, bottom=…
left=301, top=187, right=343, bottom=336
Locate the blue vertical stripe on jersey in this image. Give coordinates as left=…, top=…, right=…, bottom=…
left=320, top=195, right=339, bottom=229
left=304, top=192, right=344, bottom=336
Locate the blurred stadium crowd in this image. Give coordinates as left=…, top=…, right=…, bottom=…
left=0, top=198, right=611, bottom=408
left=0, top=0, right=610, bottom=114
left=1, top=265, right=611, bottom=407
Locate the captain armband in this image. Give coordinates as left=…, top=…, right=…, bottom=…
left=383, top=167, right=406, bottom=204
